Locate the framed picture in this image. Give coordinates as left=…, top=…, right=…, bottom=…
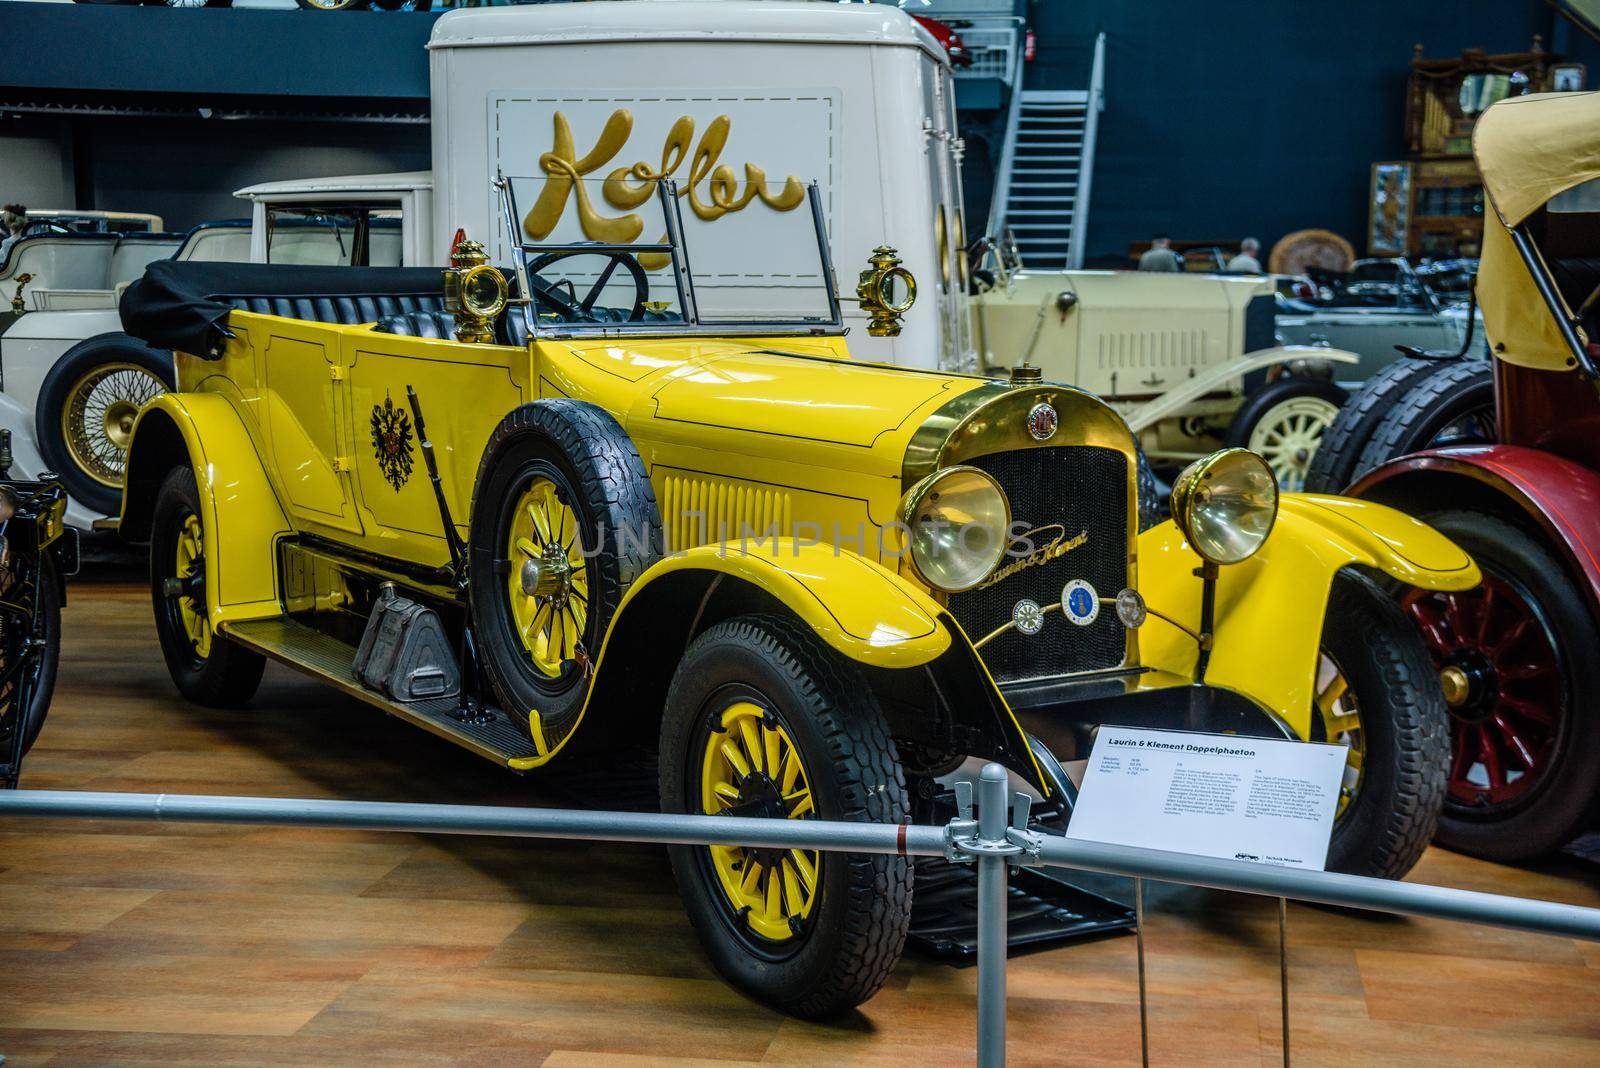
left=1369, top=161, right=1412, bottom=256
left=1552, top=64, right=1586, bottom=92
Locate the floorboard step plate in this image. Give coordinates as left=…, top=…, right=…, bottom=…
left=223, top=617, right=538, bottom=765
left=909, top=856, right=1136, bottom=960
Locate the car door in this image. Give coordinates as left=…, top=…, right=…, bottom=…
left=257, top=319, right=366, bottom=536
left=342, top=330, right=529, bottom=565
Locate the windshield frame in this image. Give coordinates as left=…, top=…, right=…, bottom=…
left=495, top=174, right=844, bottom=341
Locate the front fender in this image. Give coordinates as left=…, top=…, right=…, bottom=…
left=122, top=393, right=292, bottom=627
left=621, top=542, right=953, bottom=670
left=1351, top=445, right=1600, bottom=621
left=1137, top=493, right=1480, bottom=738
left=512, top=541, right=1046, bottom=792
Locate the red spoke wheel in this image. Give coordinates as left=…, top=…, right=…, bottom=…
left=1403, top=511, right=1600, bottom=862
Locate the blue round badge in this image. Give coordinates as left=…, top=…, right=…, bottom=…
left=1061, top=580, right=1099, bottom=626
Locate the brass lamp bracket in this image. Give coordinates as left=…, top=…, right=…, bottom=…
left=10, top=273, right=34, bottom=315
left=443, top=237, right=508, bottom=345
left=856, top=246, right=917, bottom=337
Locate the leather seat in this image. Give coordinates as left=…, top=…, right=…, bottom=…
left=372, top=310, right=456, bottom=339
left=223, top=292, right=447, bottom=325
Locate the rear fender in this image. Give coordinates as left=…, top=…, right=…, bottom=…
left=510, top=541, right=1047, bottom=791
left=1137, top=493, right=1480, bottom=738
left=121, top=393, right=291, bottom=626
left=1351, top=445, right=1600, bottom=620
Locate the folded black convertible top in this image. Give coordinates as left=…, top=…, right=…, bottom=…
left=120, top=260, right=446, bottom=356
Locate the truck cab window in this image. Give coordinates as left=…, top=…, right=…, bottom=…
left=265, top=204, right=405, bottom=267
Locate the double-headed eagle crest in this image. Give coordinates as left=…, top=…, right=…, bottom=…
left=370, top=392, right=415, bottom=492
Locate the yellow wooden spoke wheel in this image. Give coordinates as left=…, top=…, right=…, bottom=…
left=700, top=700, right=819, bottom=943
left=174, top=513, right=211, bottom=660
left=1315, top=651, right=1364, bottom=819
left=61, top=362, right=166, bottom=490
left=505, top=475, right=589, bottom=678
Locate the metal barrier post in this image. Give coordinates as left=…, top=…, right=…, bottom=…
left=1135, top=876, right=1149, bottom=1067
left=975, top=763, right=1010, bottom=1068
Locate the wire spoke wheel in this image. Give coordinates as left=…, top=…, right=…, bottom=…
left=699, top=699, right=819, bottom=944
left=1247, top=396, right=1342, bottom=492
left=1401, top=573, right=1564, bottom=813
left=505, top=475, right=589, bottom=679
left=60, top=362, right=166, bottom=489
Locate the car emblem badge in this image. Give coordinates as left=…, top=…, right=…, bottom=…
left=1027, top=402, right=1058, bottom=441
left=1061, top=580, right=1100, bottom=626
left=1012, top=598, right=1045, bottom=636
left=370, top=391, right=416, bottom=492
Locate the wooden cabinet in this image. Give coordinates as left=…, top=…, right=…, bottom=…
left=1369, top=39, right=1577, bottom=258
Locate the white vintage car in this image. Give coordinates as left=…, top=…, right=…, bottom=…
left=0, top=222, right=250, bottom=528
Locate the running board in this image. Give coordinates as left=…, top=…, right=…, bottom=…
left=222, top=618, right=539, bottom=766
left=908, top=856, right=1136, bottom=960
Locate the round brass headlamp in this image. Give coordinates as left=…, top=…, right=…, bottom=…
left=899, top=465, right=1010, bottom=592
left=0, top=485, right=18, bottom=524
left=459, top=263, right=509, bottom=320
left=1170, top=448, right=1279, bottom=565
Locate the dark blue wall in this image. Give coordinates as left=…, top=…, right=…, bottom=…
left=0, top=3, right=437, bottom=98
left=4, top=1, right=1597, bottom=247
left=1024, top=0, right=1600, bottom=263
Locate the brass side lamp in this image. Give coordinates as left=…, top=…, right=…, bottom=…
left=10, top=273, right=34, bottom=316
left=856, top=246, right=917, bottom=337
left=443, top=238, right=508, bottom=344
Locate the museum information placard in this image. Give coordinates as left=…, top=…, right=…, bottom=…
left=1064, top=727, right=1348, bottom=870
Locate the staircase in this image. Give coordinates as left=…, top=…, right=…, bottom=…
left=990, top=33, right=1106, bottom=269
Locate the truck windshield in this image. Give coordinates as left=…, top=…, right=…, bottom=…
left=265, top=205, right=404, bottom=267
left=497, top=175, right=841, bottom=338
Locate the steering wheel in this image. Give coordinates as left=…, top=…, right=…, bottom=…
left=527, top=250, right=649, bottom=323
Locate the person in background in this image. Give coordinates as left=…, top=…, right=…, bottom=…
left=0, top=204, right=27, bottom=263
left=1137, top=233, right=1182, bottom=272
left=1227, top=236, right=1263, bottom=273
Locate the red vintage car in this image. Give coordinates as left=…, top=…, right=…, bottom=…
left=1348, top=91, right=1600, bottom=862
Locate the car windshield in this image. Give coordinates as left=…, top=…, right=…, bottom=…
left=497, top=175, right=841, bottom=337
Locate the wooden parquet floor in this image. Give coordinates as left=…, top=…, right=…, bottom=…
left=1, top=572, right=1597, bottom=1066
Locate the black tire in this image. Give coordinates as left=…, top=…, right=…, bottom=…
left=35, top=332, right=173, bottom=515
left=660, top=614, right=911, bottom=1018
left=1303, top=358, right=1440, bottom=492
left=0, top=555, right=60, bottom=761
left=149, top=467, right=265, bottom=707
left=1414, top=512, right=1600, bottom=862
left=1350, top=361, right=1495, bottom=485
left=1319, top=570, right=1449, bottom=879
left=1225, top=377, right=1347, bottom=492
left=468, top=400, right=661, bottom=752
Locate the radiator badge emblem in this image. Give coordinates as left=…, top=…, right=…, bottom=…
left=1061, top=579, right=1100, bottom=627
left=1012, top=598, right=1045, bottom=636
left=974, top=525, right=1088, bottom=590
left=1027, top=402, right=1058, bottom=441
left=370, top=392, right=415, bottom=492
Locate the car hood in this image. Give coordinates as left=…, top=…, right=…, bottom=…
left=554, top=337, right=989, bottom=483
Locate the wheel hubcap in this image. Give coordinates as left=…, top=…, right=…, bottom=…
left=701, top=701, right=818, bottom=943
left=1314, top=652, right=1364, bottom=819
left=61, top=363, right=166, bottom=489
left=506, top=476, right=588, bottom=678
left=1246, top=396, right=1341, bottom=492
left=1401, top=575, right=1563, bottom=810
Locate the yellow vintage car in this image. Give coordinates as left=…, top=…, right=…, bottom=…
left=117, top=177, right=1477, bottom=1017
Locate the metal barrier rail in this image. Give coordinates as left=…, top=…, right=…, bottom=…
left=4, top=766, right=1600, bottom=1066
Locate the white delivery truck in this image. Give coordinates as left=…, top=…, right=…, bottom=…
left=17, top=0, right=1350, bottom=528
